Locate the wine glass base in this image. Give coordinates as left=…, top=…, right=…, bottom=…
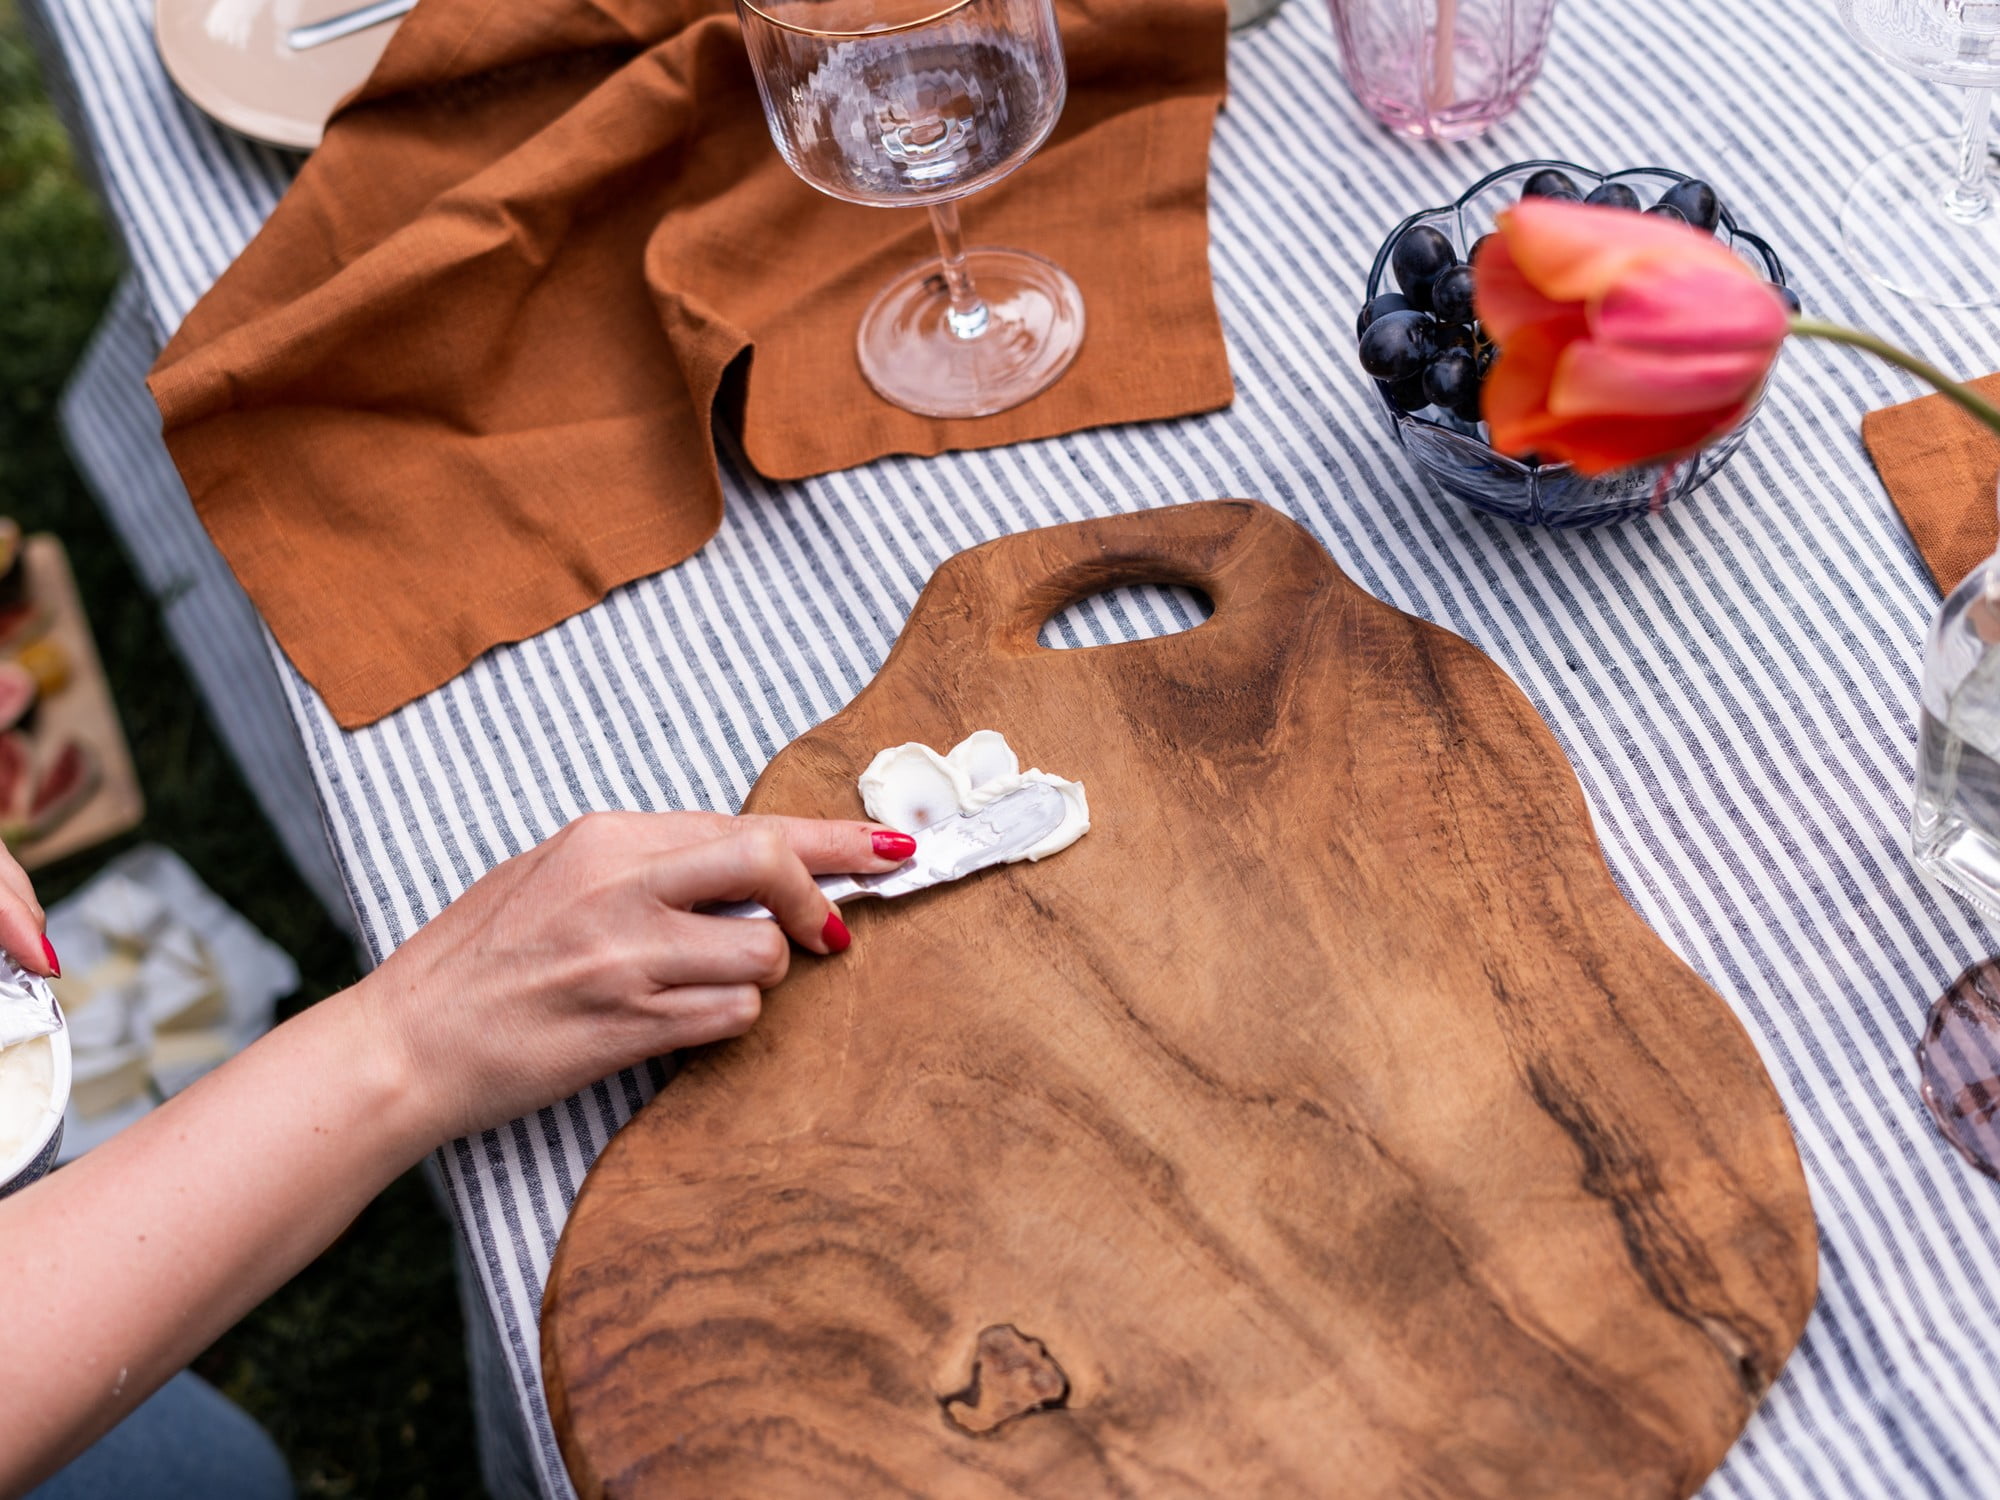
left=857, top=248, right=1085, bottom=419
left=1840, top=136, right=2000, bottom=307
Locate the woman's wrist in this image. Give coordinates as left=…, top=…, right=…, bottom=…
left=293, top=973, right=455, bottom=1170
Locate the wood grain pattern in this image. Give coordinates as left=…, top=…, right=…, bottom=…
left=542, top=500, right=1816, bottom=1499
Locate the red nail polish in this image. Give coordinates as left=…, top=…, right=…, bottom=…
left=872, top=831, right=917, bottom=860
left=40, top=934, right=58, bottom=979
left=821, top=911, right=852, bottom=954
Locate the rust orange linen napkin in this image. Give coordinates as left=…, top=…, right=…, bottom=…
left=1862, top=373, right=2000, bottom=596
left=148, top=0, right=1232, bottom=730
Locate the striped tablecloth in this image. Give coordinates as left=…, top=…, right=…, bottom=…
left=32, top=0, right=2000, bottom=1492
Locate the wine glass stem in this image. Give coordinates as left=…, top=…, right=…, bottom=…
left=928, top=201, right=990, bottom=340
left=1946, top=86, right=1995, bottom=225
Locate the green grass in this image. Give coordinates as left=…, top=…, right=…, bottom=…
left=0, top=6, right=480, bottom=1494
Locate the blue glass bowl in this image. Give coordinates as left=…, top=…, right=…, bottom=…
left=1364, top=160, right=1790, bottom=528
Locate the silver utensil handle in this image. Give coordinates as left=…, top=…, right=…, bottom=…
left=288, top=0, right=418, bottom=51
left=704, top=873, right=868, bottom=922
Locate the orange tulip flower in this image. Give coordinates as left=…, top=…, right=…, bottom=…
left=1445, top=196, right=2000, bottom=480
left=1473, top=200, right=1791, bottom=475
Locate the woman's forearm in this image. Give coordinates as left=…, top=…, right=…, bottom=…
left=0, top=809, right=901, bottom=1494
left=0, top=981, right=435, bottom=1493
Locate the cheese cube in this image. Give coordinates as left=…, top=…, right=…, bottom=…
left=137, top=947, right=225, bottom=1032
left=77, top=874, right=169, bottom=949
left=60, top=989, right=129, bottom=1053
left=148, top=922, right=211, bottom=979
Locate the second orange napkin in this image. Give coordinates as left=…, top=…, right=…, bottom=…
left=149, top=0, right=1232, bottom=728
left=1862, top=373, right=2000, bottom=596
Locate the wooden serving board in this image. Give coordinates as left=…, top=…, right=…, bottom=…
left=543, top=501, right=1816, bottom=1499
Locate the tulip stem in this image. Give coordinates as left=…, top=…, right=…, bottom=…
left=1789, top=317, right=2000, bottom=443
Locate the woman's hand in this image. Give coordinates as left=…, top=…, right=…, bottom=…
left=0, top=809, right=913, bottom=1489
left=356, top=810, right=915, bottom=1145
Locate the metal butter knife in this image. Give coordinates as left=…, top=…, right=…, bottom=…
left=705, top=782, right=1068, bottom=922
left=287, top=0, right=417, bottom=52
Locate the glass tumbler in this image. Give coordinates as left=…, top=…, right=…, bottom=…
left=1914, top=480, right=2000, bottom=915
left=1327, top=0, right=1559, bottom=141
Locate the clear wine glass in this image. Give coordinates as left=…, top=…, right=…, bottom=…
left=736, top=0, right=1085, bottom=418
left=1838, top=0, right=2000, bottom=306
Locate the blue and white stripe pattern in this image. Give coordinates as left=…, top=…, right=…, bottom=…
left=33, top=0, right=2000, bottom=1492
left=59, top=280, right=351, bottom=923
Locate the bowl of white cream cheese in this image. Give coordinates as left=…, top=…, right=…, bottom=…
left=0, top=1003, right=70, bottom=1198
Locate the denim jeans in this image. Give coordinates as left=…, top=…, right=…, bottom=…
left=26, top=1372, right=292, bottom=1500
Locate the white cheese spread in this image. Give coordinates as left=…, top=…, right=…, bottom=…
left=859, top=730, right=1088, bottom=862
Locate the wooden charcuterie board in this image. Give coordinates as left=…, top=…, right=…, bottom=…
left=543, top=500, right=1815, bottom=1498
left=16, top=537, right=143, bottom=871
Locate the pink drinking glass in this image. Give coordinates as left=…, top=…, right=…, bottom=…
left=1327, top=0, right=1560, bottom=141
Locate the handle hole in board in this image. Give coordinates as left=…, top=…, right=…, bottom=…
left=1037, top=584, right=1214, bottom=651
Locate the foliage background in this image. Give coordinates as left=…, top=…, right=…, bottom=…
left=0, top=5, right=481, bottom=1492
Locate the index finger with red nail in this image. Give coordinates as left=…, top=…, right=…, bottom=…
left=735, top=815, right=916, bottom=874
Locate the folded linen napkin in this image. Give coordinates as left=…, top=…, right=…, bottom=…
left=149, top=0, right=1232, bottom=729
left=1862, top=373, right=2000, bottom=596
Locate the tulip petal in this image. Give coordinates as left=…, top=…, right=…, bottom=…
left=1483, top=321, right=1573, bottom=447
left=1488, top=403, right=1754, bottom=475
left=1478, top=199, right=1780, bottom=477
left=1498, top=199, right=1752, bottom=305
left=1472, top=234, right=1574, bottom=342
left=1593, top=263, right=1792, bottom=354
left=1549, top=339, right=1771, bottom=418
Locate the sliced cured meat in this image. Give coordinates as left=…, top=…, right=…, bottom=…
left=24, top=740, right=99, bottom=840
left=0, top=661, right=39, bottom=734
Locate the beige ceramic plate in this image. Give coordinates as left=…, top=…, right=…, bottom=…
left=154, top=0, right=403, bottom=151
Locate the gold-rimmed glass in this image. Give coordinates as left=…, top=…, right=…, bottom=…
left=736, top=0, right=1085, bottom=418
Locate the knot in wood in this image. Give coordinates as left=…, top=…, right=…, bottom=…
left=940, top=1324, right=1070, bottom=1435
